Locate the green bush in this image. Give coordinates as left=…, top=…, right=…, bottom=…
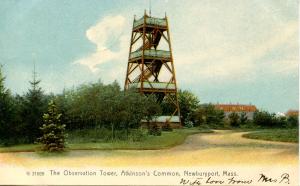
left=148, top=124, right=161, bottom=136
left=228, top=112, right=240, bottom=127
left=68, top=128, right=148, bottom=143
left=287, top=116, right=298, bottom=128
left=240, top=121, right=259, bottom=129
left=162, top=122, right=173, bottom=131
left=185, top=121, right=194, bottom=128
left=129, top=129, right=147, bottom=141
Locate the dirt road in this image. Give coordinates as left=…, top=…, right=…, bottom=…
left=0, top=130, right=298, bottom=167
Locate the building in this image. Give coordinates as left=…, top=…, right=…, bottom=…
left=285, top=110, right=299, bottom=117
left=214, top=104, right=257, bottom=120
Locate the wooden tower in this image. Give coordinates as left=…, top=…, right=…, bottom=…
left=124, top=12, right=181, bottom=127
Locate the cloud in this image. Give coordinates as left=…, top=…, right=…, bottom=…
left=172, top=4, right=298, bottom=85
left=74, top=15, right=129, bottom=73
left=253, top=21, right=297, bottom=59
left=72, top=1, right=298, bottom=88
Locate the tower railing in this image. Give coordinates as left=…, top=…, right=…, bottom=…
left=133, top=16, right=167, bottom=28
left=129, top=82, right=176, bottom=90
left=130, top=49, right=171, bottom=60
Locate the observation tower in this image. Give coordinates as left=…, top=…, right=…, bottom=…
left=124, top=11, right=181, bottom=127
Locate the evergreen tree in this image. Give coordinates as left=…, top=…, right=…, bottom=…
left=0, top=65, right=15, bottom=145
left=38, top=100, right=67, bottom=152
left=22, top=65, right=46, bottom=143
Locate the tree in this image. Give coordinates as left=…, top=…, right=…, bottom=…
left=228, top=112, right=240, bottom=127
left=53, top=80, right=163, bottom=141
left=0, top=65, right=16, bottom=145
left=287, top=116, right=298, bottom=128
left=22, top=66, right=47, bottom=143
left=272, top=116, right=287, bottom=128
left=192, top=106, right=206, bottom=127
left=102, top=81, right=122, bottom=141
left=239, top=112, right=248, bottom=125
left=204, top=104, right=225, bottom=128
left=108, top=88, right=162, bottom=140
left=53, top=89, right=73, bottom=130
left=143, top=95, right=162, bottom=135
left=10, top=94, right=27, bottom=144
left=37, top=100, right=67, bottom=152
left=143, top=95, right=161, bottom=127
left=253, top=110, right=274, bottom=128
left=161, top=90, right=199, bottom=126
left=177, top=90, right=200, bottom=125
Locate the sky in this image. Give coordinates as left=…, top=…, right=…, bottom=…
left=0, top=0, right=298, bottom=113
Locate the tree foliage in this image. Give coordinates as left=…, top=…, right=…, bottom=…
left=192, top=104, right=225, bottom=128
left=54, top=81, right=162, bottom=140
left=0, top=66, right=173, bottom=145
left=160, top=90, right=200, bottom=126
left=239, top=112, right=248, bottom=125
left=178, top=90, right=200, bottom=125
left=253, top=110, right=298, bottom=128
left=37, top=100, right=66, bottom=152
left=192, top=106, right=206, bottom=126
left=2, top=61, right=297, bottom=147
left=21, top=69, right=47, bottom=143
left=204, top=104, right=225, bottom=127
left=287, top=116, right=298, bottom=128
left=228, top=112, right=240, bottom=127
left=0, top=65, right=16, bottom=145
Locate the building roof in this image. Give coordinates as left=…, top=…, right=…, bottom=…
left=285, top=110, right=299, bottom=117
left=215, top=104, right=257, bottom=112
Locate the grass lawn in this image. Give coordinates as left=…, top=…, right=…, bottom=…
left=68, top=128, right=211, bottom=150
left=0, top=127, right=211, bottom=153
left=242, top=128, right=299, bottom=143
left=0, top=144, right=40, bottom=153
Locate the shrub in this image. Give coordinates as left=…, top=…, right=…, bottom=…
left=287, top=116, right=298, bottom=128
left=228, top=112, right=240, bottom=127
left=185, top=121, right=194, bottom=128
left=162, top=122, right=173, bottom=131
left=148, top=123, right=161, bottom=136
left=129, top=129, right=147, bottom=141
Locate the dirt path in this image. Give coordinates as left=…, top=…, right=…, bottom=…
left=0, top=130, right=298, bottom=167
